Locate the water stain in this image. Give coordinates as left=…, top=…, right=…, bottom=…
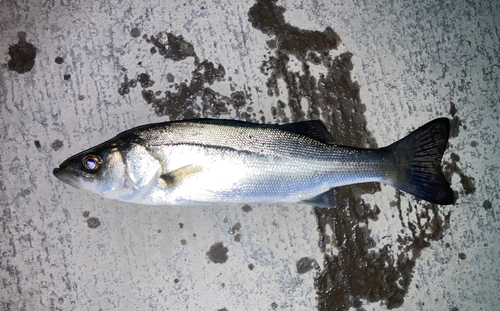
left=449, top=102, right=462, bottom=138
left=483, top=200, right=492, bottom=210
left=118, top=73, right=154, bottom=95
left=87, top=217, right=100, bottom=229
left=443, top=154, right=476, bottom=196
left=34, top=140, right=41, bottom=149
left=229, top=222, right=241, bottom=234
left=55, top=56, right=64, bottom=64
left=7, top=32, right=37, bottom=74
left=234, top=234, right=241, bottom=242
left=130, top=27, right=141, bottom=38
left=150, top=32, right=197, bottom=61
left=51, top=140, right=64, bottom=151
left=64, top=74, right=71, bottom=80
left=271, top=302, right=278, bottom=309
left=217, top=308, right=228, bottom=311
left=181, top=239, right=187, bottom=245
left=242, top=204, right=253, bottom=212
left=83, top=211, right=90, bottom=218
left=247, top=0, right=453, bottom=310
left=248, top=263, right=255, bottom=270
left=458, top=253, right=466, bottom=260
left=119, top=32, right=254, bottom=120
left=296, top=257, right=314, bottom=274
left=207, top=242, right=228, bottom=264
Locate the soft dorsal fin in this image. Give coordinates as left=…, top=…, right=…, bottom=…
left=278, top=121, right=336, bottom=144
left=186, top=119, right=336, bottom=144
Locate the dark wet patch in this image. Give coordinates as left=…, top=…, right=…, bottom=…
left=179, top=222, right=184, bottom=229
left=82, top=211, right=90, bottom=218
left=459, top=174, right=475, bottom=195
left=207, top=242, right=228, bottom=264
left=248, top=1, right=453, bottom=310
left=118, top=73, right=154, bottom=95
left=51, top=140, right=64, bottom=151
left=34, top=140, right=41, bottom=149
left=130, top=27, right=141, bottom=38
left=271, top=302, right=278, bottom=309
left=458, top=253, right=466, bottom=260
left=449, top=102, right=458, bottom=117
left=181, top=239, right=187, bottom=245
left=7, top=32, right=37, bottom=74
left=234, top=234, right=241, bottom=242
left=78, top=95, right=85, bottom=101
left=443, top=155, right=476, bottom=196
left=296, top=257, right=313, bottom=274
left=217, top=308, right=228, bottom=311
left=242, top=204, right=253, bottom=212
left=64, top=74, right=71, bottom=80
left=166, top=73, right=175, bottom=83
left=157, top=229, right=162, bottom=233
left=150, top=33, right=196, bottom=61
left=229, top=222, right=241, bottom=234
left=137, top=73, right=154, bottom=88
left=483, top=200, right=492, bottom=210
left=120, top=31, right=256, bottom=120
left=174, top=278, right=179, bottom=283
left=55, top=56, right=64, bottom=64
left=470, top=140, right=478, bottom=147
left=140, top=59, right=228, bottom=118
left=87, top=217, right=100, bottom=229
left=248, top=263, right=255, bottom=270
left=248, top=0, right=340, bottom=58
left=449, top=103, right=462, bottom=138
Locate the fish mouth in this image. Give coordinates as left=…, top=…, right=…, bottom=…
left=53, top=167, right=79, bottom=188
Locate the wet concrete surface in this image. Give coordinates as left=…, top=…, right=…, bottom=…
left=1, top=0, right=499, bottom=310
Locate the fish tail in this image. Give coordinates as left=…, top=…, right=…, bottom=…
left=383, top=118, right=454, bottom=205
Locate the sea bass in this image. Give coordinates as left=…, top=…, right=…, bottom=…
left=53, top=118, right=454, bottom=207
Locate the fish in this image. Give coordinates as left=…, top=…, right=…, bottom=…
left=53, top=118, right=454, bottom=207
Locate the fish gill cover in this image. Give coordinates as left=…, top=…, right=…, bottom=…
left=117, top=0, right=469, bottom=310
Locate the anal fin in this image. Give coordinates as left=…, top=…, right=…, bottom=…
left=301, top=188, right=338, bottom=209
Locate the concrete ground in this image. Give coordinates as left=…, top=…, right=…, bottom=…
left=1, top=0, right=499, bottom=310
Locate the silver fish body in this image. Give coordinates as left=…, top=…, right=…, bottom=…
left=53, top=119, right=454, bottom=206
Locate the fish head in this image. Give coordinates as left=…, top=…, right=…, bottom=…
left=53, top=143, right=127, bottom=197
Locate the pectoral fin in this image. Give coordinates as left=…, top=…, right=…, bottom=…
left=159, top=165, right=204, bottom=188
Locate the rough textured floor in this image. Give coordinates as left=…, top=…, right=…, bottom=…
left=1, top=0, right=499, bottom=310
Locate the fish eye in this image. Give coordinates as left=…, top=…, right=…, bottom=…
left=82, top=154, right=103, bottom=173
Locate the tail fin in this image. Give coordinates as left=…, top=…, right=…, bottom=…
left=383, top=118, right=454, bottom=205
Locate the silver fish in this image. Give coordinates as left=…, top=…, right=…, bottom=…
left=53, top=118, right=454, bottom=207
